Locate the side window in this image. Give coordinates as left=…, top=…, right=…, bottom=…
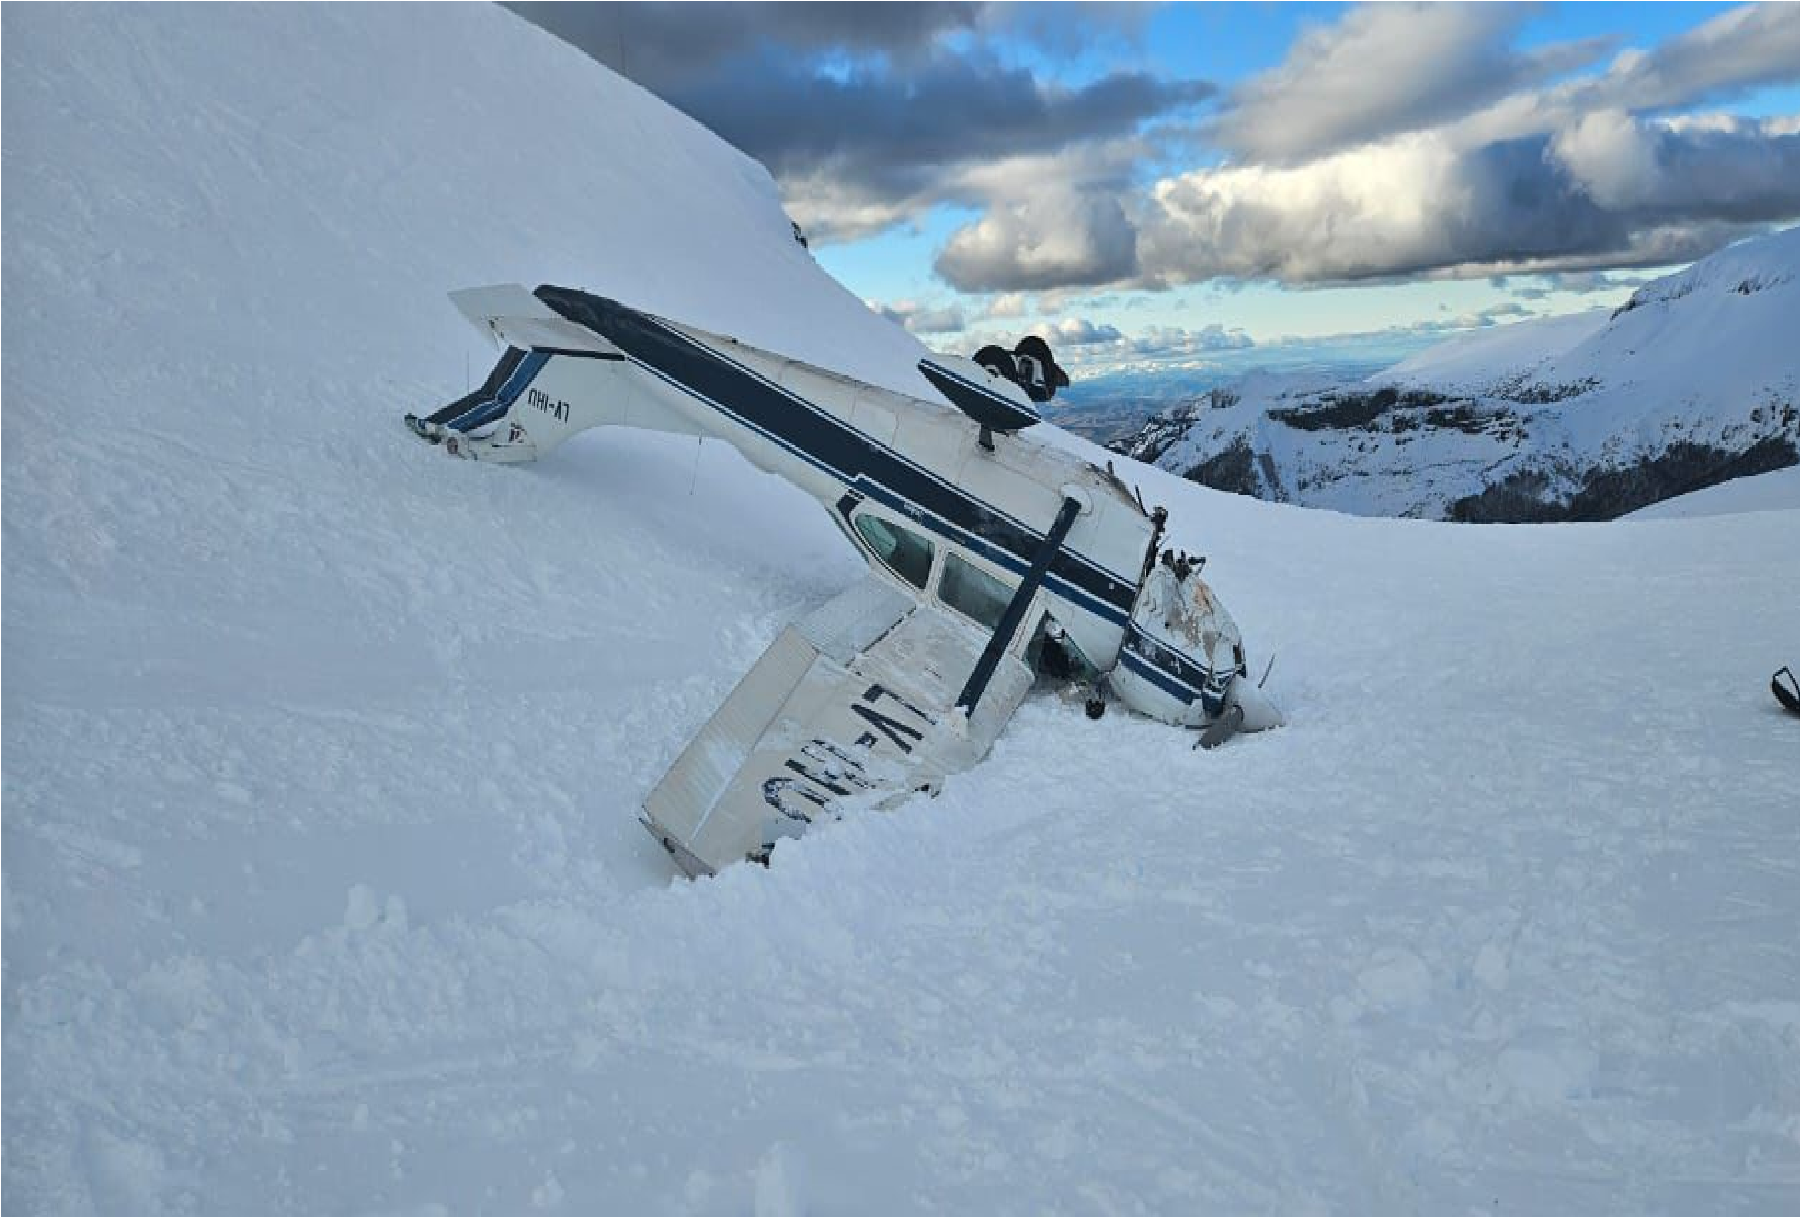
left=940, top=553, right=1016, bottom=631
left=854, top=513, right=934, bottom=589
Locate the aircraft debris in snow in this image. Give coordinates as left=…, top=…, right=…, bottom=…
left=409, top=285, right=1280, bottom=875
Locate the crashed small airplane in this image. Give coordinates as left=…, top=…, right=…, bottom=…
left=408, top=284, right=1279, bottom=876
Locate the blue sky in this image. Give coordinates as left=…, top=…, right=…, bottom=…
left=515, top=2, right=1800, bottom=380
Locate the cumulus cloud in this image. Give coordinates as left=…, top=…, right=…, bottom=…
left=945, top=315, right=1255, bottom=375
left=936, top=187, right=1139, bottom=291
left=871, top=299, right=969, bottom=335
left=1499, top=269, right=1647, bottom=299
left=983, top=292, right=1034, bottom=319
left=1209, top=4, right=1611, bottom=162
left=510, top=2, right=1206, bottom=244
left=673, top=55, right=1208, bottom=192
left=1471, top=301, right=1530, bottom=322
left=943, top=3, right=1800, bottom=291
left=1032, top=317, right=1124, bottom=346
left=1129, top=115, right=1800, bottom=285
left=1582, top=2, right=1800, bottom=113
left=1033, top=319, right=1257, bottom=375
left=1130, top=323, right=1256, bottom=354
left=940, top=3, right=1800, bottom=292
left=1551, top=111, right=1800, bottom=219
left=522, top=2, right=1800, bottom=293
left=1450, top=4, right=1800, bottom=152
left=1424, top=301, right=1540, bottom=331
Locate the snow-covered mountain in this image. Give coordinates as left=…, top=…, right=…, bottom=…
left=1118, top=229, right=1800, bottom=520
left=5, top=6, right=1798, bottom=1214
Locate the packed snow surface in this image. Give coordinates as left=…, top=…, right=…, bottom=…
left=6, top=6, right=1799, bottom=1213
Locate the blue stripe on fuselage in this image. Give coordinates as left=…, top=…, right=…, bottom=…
left=537, top=286, right=1237, bottom=708
left=534, top=286, right=1140, bottom=625
left=621, top=343, right=1129, bottom=624
left=1118, top=648, right=1227, bottom=717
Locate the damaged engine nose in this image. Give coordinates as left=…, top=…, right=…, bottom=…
left=1111, top=558, right=1256, bottom=729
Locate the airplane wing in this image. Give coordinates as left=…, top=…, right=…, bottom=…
left=642, top=575, right=1035, bottom=876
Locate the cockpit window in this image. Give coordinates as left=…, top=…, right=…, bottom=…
left=939, top=553, right=1016, bottom=631
left=854, top=512, right=934, bottom=589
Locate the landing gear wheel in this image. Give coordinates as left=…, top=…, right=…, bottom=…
left=1196, top=704, right=1245, bottom=751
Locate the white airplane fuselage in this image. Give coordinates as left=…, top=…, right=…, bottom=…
left=434, top=284, right=1255, bottom=729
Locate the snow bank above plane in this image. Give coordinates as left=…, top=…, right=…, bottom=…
left=0, top=3, right=926, bottom=409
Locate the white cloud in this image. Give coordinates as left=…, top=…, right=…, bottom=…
left=1549, top=109, right=1663, bottom=210
left=983, top=292, right=1034, bottom=319
left=932, top=3, right=1800, bottom=292
left=936, top=186, right=1139, bottom=291
left=1133, top=114, right=1800, bottom=285
left=1551, top=111, right=1800, bottom=218
left=1004, top=320, right=1255, bottom=377
left=869, top=298, right=969, bottom=335
left=1136, top=131, right=1502, bottom=283
left=1455, top=3, right=1800, bottom=148
left=1585, top=2, right=1800, bottom=113
left=1124, top=323, right=1255, bottom=355
left=1032, top=317, right=1124, bottom=346
left=1498, top=269, right=1648, bottom=299
left=1209, top=3, right=1610, bottom=162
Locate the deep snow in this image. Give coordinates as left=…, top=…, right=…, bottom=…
left=5, top=5, right=1799, bottom=1214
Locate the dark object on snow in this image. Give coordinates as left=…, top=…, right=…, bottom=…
left=973, top=337, right=1071, bottom=405
left=1196, top=702, right=1244, bottom=750
left=1160, top=547, right=1205, bottom=582
left=1774, top=666, right=1800, bottom=715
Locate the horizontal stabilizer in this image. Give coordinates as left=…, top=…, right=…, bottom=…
left=449, top=284, right=623, bottom=357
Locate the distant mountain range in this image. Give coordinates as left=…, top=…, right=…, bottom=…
left=1112, top=227, right=1800, bottom=521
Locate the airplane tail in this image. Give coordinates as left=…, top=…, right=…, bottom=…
left=404, top=285, right=636, bottom=463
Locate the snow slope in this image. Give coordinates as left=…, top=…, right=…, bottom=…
left=1121, top=230, right=1800, bottom=520
left=1624, top=464, right=1800, bottom=519
left=6, top=6, right=1800, bottom=1213
left=1381, top=308, right=1612, bottom=389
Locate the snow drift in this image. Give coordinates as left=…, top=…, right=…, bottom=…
left=5, top=5, right=1799, bottom=1214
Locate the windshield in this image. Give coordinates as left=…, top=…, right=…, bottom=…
left=853, top=512, right=934, bottom=589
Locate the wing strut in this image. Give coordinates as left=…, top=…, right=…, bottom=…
left=956, top=495, right=1083, bottom=716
